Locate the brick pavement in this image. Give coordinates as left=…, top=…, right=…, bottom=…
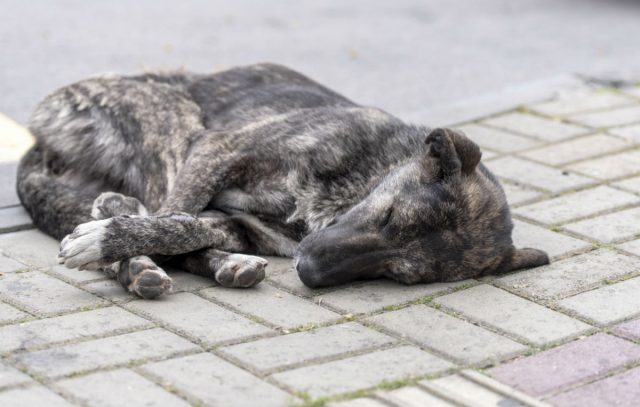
left=1, top=86, right=640, bottom=406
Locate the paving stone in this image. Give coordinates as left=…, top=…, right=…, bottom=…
left=456, top=123, right=540, bottom=152
left=56, top=368, right=190, bottom=407
left=125, top=292, right=270, bottom=345
left=327, top=398, right=390, bottom=407
left=481, top=150, right=499, bottom=160
left=428, top=370, right=552, bottom=407
left=165, top=270, right=217, bottom=292
left=609, top=123, right=640, bottom=143
left=613, top=318, right=640, bottom=341
left=0, top=270, right=105, bottom=316
left=377, top=386, right=456, bottom=407
left=201, top=283, right=340, bottom=329
left=435, top=285, right=591, bottom=346
left=564, top=206, right=640, bottom=242
left=566, top=149, right=640, bottom=179
left=83, top=279, right=137, bottom=303
left=0, top=253, right=27, bottom=274
left=618, top=238, right=640, bottom=255
left=221, top=322, right=395, bottom=372
left=13, top=328, right=199, bottom=378
left=547, top=366, right=640, bottom=407
left=0, top=385, right=73, bottom=407
left=271, top=345, right=454, bottom=398
left=557, top=276, right=640, bottom=325
left=262, top=255, right=295, bottom=275
left=514, top=185, right=638, bottom=224
left=613, top=175, right=640, bottom=192
left=485, top=157, right=594, bottom=193
left=140, top=352, right=297, bottom=407
left=0, top=205, right=32, bottom=233
left=624, top=87, right=640, bottom=99
left=315, top=279, right=470, bottom=314
left=45, top=264, right=106, bottom=283
left=502, top=183, right=543, bottom=206
left=0, top=229, right=59, bottom=268
left=570, top=105, right=640, bottom=128
left=497, top=249, right=640, bottom=300
left=367, top=305, right=527, bottom=365
left=529, top=91, right=637, bottom=116
left=510, top=220, right=590, bottom=259
left=0, top=162, right=19, bottom=208
left=267, top=270, right=327, bottom=297
left=0, top=301, right=28, bottom=324
left=0, top=307, right=152, bottom=354
left=0, top=360, right=32, bottom=388
left=488, top=333, right=640, bottom=396
left=482, top=112, right=588, bottom=141
left=521, top=134, right=630, bottom=166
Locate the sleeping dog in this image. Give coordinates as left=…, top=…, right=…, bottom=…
left=17, top=63, right=549, bottom=298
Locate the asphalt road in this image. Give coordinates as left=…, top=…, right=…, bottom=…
left=1, top=0, right=640, bottom=124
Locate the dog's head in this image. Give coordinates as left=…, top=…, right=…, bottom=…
left=294, top=127, right=548, bottom=288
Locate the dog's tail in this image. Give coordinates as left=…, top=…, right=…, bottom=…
left=17, top=144, right=94, bottom=240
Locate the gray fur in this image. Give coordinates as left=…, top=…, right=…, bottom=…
left=17, top=63, right=549, bottom=295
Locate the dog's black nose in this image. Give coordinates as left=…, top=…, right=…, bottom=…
left=295, top=256, right=324, bottom=288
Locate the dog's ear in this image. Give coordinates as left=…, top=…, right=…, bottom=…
left=501, top=247, right=550, bottom=273
left=426, top=128, right=482, bottom=174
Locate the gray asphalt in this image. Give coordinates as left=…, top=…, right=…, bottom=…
left=1, top=0, right=640, bottom=124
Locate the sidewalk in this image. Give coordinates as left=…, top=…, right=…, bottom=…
left=1, top=84, right=640, bottom=406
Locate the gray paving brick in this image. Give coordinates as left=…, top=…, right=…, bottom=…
left=267, top=270, right=325, bottom=297
left=0, top=206, right=32, bottom=233
left=83, top=279, right=137, bottom=303
left=619, top=238, right=640, bottom=255
left=262, top=255, right=295, bottom=275
left=125, top=292, right=271, bottom=346
left=0, top=271, right=106, bottom=316
left=502, top=183, right=543, bottom=206
left=56, top=368, right=190, bottom=407
left=564, top=206, right=640, bottom=243
left=557, top=276, right=640, bottom=325
left=201, top=283, right=340, bottom=328
left=0, top=385, right=73, bottom=407
left=327, top=398, right=390, bottom=407
left=271, top=345, right=454, bottom=398
left=609, top=123, right=640, bottom=143
left=45, top=264, right=106, bottom=283
left=510, top=220, right=590, bottom=259
left=456, top=123, right=540, bottom=153
left=547, top=366, right=640, bottom=407
left=497, top=249, right=640, bottom=301
left=367, top=305, right=527, bottom=364
left=316, top=279, right=470, bottom=314
left=0, top=253, right=27, bottom=274
left=529, top=92, right=636, bottom=116
left=613, top=175, right=640, bottom=192
left=566, top=149, right=640, bottom=179
left=0, top=360, right=32, bottom=388
left=624, top=87, right=640, bottom=99
left=140, top=352, right=297, bottom=407
left=0, top=301, right=28, bottom=324
left=435, top=285, right=591, bottom=346
left=164, top=270, right=216, bottom=292
left=0, top=162, right=19, bottom=208
left=0, top=229, right=59, bottom=268
left=485, top=157, right=594, bottom=193
left=221, top=322, right=395, bottom=372
left=13, top=328, right=199, bottom=378
left=514, top=185, right=638, bottom=224
left=0, top=307, right=152, bottom=354
left=482, top=112, right=588, bottom=141
left=377, top=386, right=455, bottom=407
left=488, top=334, right=640, bottom=396
left=521, top=134, right=630, bottom=166
left=612, top=318, right=640, bottom=341
left=570, top=105, right=640, bottom=128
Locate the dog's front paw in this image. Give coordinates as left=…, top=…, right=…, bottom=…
left=215, top=254, right=267, bottom=288
left=58, top=219, right=111, bottom=269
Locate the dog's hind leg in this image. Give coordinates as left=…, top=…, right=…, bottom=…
left=90, top=192, right=172, bottom=299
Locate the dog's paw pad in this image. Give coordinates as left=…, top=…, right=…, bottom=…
left=122, top=257, right=172, bottom=299
left=215, top=254, right=267, bottom=288
left=58, top=219, right=111, bottom=269
left=92, top=192, right=147, bottom=219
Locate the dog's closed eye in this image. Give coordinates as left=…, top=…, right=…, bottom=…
left=380, top=207, right=394, bottom=227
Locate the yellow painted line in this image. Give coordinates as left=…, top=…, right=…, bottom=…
left=0, top=113, right=34, bottom=163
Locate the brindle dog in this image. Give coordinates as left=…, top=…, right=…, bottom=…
left=17, top=63, right=549, bottom=299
